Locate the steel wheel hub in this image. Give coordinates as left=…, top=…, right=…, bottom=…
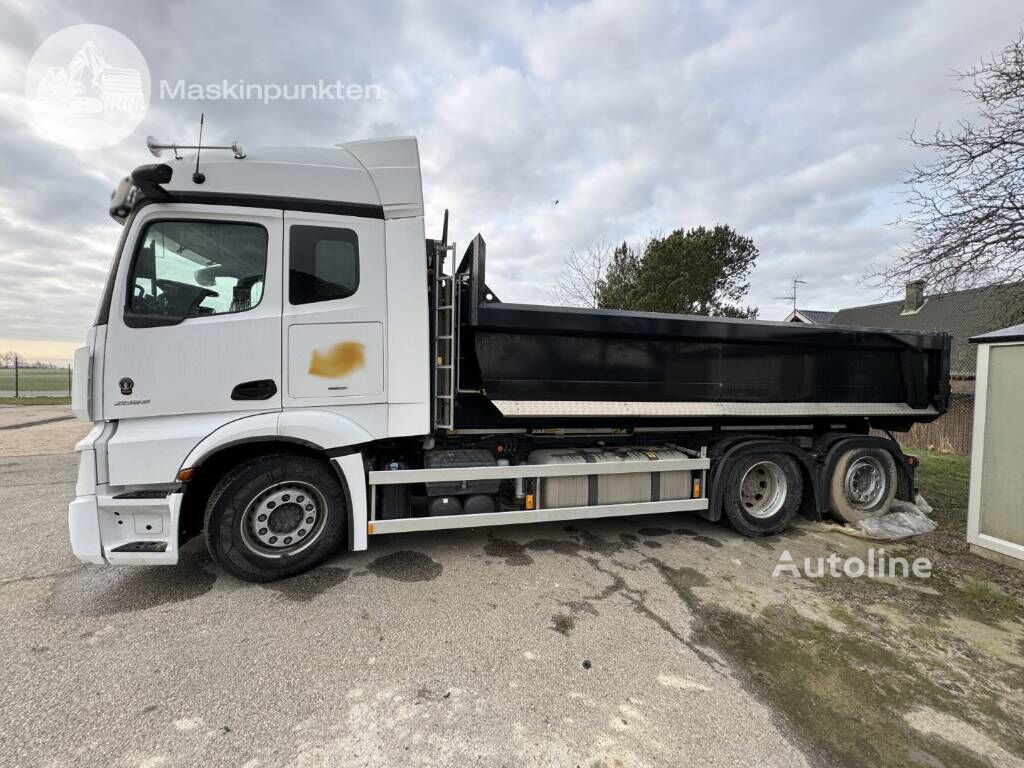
left=739, top=460, right=787, bottom=519
left=844, top=457, right=886, bottom=510
left=241, top=481, right=326, bottom=557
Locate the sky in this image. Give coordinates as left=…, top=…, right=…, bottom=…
left=0, top=0, right=1021, bottom=360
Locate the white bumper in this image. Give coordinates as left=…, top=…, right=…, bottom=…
left=69, top=427, right=181, bottom=566
left=68, top=493, right=104, bottom=564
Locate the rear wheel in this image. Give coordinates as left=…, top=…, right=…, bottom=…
left=204, top=454, right=347, bottom=582
left=721, top=453, right=802, bottom=536
left=828, top=447, right=897, bottom=524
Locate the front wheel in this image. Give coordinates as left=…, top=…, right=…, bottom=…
left=721, top=453, right=803, bottom=537
left=204, top=454, right=348, bottom=582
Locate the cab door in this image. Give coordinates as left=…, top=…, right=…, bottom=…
left=282, top=211, right=387, bottom=406
left=102, top=205, right=283, bottom=419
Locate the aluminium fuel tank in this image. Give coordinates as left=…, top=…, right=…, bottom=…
left=527, top=447, right=693, bottom=509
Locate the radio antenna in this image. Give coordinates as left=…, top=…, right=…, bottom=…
left=441, top=208, right=449, bottom=248
left=774, top=278, right=807, bottom=311
left=192, top=114, right=206, bottom=184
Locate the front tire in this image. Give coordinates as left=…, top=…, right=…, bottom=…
left=721, top=453, right=802, bottom=537
left=204, top=454, right=347, bottom=582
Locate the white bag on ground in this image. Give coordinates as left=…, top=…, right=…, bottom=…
left=830, top=494, right=937, bottom=540
left=913, top=493, right=933, bottom=516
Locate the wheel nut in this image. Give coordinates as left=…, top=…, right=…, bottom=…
left=258, top=527, right=268, bottom=536
left=305, top=504, right=313, bottom=511
left=305, top=516, right=314, bottom=524
left=282, top=494, right=290, bottom=502
left=269, top=536, right=278, bottom=544
left=297, top=495, right=304, bottom=503
left=258, top=514, right=267, bottom=522
left=284, top=537, right=292, bottom=545
left=267, top=501, right=276, bottom=509
left=298, top=529, right=306, bottom=537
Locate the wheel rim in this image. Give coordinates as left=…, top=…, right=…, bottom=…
left=739, top=460, right=788, bottom=519
left=844, top=456, right=887, bottom=510
left=240, top=481, right=328, bottom=558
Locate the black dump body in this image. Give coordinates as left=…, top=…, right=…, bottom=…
left=448, top=237, right=951, bottom=432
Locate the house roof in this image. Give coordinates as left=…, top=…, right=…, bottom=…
left=971, top=322, right=1024, bottom=345
left=782, top=309, right=836, bottom=324
left=830, top=283, right=1024, bottom=377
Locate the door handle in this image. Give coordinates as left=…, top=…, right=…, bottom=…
left=231, top=379, right=277, bottom=401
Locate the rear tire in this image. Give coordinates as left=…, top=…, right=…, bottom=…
left=828, top=447, right=897, bottom=524
left=204, top=454, right=347, bottom=582
left=721, top=453, right=802, bottom=537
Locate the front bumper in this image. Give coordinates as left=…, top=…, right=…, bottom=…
left=69, top=431, right=181, bottom=566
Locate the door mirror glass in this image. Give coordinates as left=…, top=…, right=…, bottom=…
left=125, top=220, right=268, bottom=326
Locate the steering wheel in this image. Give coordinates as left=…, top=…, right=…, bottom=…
left=155, top=278, right=219, bottom=317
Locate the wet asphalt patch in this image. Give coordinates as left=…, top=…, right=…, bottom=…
left=367, top=550, right=443, bottom=582
left=50, top=552, right=217, bottom=616
left=263, top=566, right=350, bottom=601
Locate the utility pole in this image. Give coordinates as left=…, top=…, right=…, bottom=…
left=13, top=354, right=18, bottom=398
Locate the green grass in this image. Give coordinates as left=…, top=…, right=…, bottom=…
left=695, top=604, right=1001, bottom=768
left=910, top=449, right=971, bottom=527
left=0, top=367, right=71, bottom=392
left=0, top=396, right=71, bottom=405
left=958, top=577, right=1021, bottom=623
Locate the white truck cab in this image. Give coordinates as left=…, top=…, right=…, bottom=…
left=71, top=137, right=430, bottom=578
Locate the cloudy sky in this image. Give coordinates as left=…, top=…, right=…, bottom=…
left=1, top=0, right=1021, bottom=359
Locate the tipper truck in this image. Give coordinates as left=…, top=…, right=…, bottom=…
left=68, top=136, right=951, bottom=582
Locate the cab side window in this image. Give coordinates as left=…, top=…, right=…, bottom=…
left=126, top=220, right=267, bottom=324
left=289, top=226, right=359, bottom=305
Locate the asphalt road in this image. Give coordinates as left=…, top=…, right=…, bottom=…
left=0, top=441, right=812, bottom=767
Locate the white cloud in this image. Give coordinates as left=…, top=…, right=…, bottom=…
left=0, top=0, right=1021, bottom=351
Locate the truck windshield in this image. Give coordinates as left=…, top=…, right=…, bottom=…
left=126, top=220, right=268, bottom=321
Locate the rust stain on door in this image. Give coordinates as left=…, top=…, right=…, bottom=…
left=309, top=342, right=366, bottom=377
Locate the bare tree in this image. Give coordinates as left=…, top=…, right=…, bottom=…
left=549, top=241, right=614, bottom=308
left=876, top=33, right=1024, bottom=298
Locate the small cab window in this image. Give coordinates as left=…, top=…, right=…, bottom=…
left=126, top=220, right=267, bottom=323
left=289, top=226, right=359, bottom=305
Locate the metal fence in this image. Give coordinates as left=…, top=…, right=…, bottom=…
left=0, top=355, right=73, bottom=399
left=886, top=392, right=975, bottom=456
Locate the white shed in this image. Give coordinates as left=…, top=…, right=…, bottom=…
left=967, top=323, right=1024, bottom=568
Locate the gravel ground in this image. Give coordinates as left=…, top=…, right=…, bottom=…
left=0, top=405, right=84, bottom=457
left=0, top=417, right=811, bottom=768
left=3, top=414, right=1022, bottom=768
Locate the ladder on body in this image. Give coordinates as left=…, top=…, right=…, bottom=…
left=433, top=242, right=457, bottom=431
